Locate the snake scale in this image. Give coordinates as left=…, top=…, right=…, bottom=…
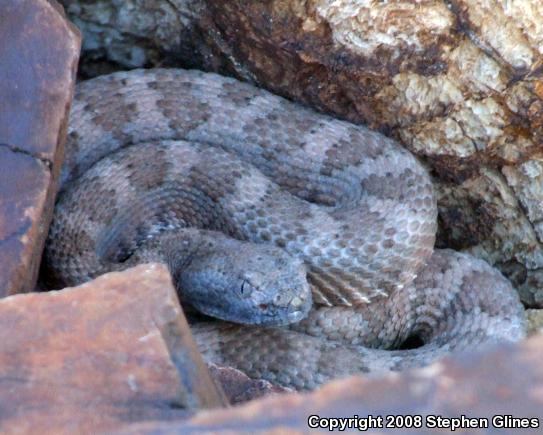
left=42, top=68, right=526, bottom=390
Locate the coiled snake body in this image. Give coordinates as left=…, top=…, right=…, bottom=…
left=43, top=69, right=526, bottom=390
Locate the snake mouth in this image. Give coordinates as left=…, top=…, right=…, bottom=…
left=248, top=301, right=309, bottom=326
left=191, top=287, right=311, bottom=326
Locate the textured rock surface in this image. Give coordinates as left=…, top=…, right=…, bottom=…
left=58, top=0, right=206, bottom=78
left=117, top=334, right=543, bottom=434
left=0, top=264, right=226, bottom=434
left=60, top=0, right=543, bottom=306
left=0, top=0, right=80, bottom=296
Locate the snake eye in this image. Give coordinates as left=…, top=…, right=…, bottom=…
left=240, top=280, right=251, bottom=298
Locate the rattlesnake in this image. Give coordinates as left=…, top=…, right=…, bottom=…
left=42, top=68, right=526, bottom=390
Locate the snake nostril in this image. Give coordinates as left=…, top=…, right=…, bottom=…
left=259, top=303, right=269, bottom=311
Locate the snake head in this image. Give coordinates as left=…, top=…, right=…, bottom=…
left=173, top=233, right=312, bottom=326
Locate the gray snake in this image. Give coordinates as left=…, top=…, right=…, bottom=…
left=42, top=69, right=526, bottom=390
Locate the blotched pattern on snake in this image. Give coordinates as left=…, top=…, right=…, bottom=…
left=42, top=69, right=526, bottom=390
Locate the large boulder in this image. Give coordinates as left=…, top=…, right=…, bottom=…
left=116, top=333, right=543, bottom=433
left=0, top=0, right=80, bottom=296
left=0, top=264, right=225, bottom=433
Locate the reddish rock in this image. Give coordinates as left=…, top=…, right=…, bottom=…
left=0, top=0, right=80, bottom=296
left=0, top=264, right=225, bottom=434
left=116, top=334, right=543, bottom=434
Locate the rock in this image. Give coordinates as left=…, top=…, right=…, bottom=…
left=60, top=0, right=543, bottom=306
left=115, top=334, right=543, bottom=433
left=208, top=363, right=291, bottom=405
left=0, top=0, right=80, bottom=297
left=0, top=263, right=226, bottom=434
left=527, top=309, right=543, bottom=336
left=57, top=0, right=208, bottom=78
